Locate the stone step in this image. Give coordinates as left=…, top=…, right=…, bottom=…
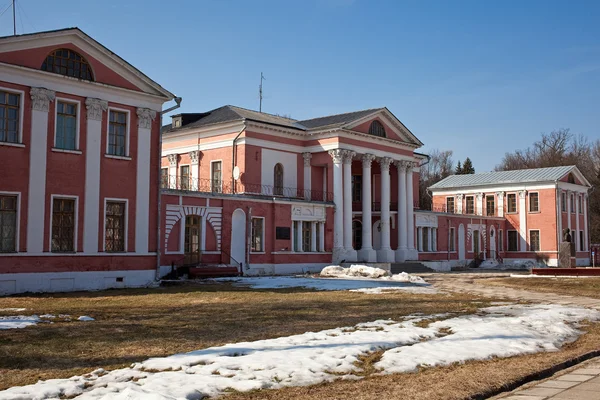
left=390, top=262, right=435, bottom=274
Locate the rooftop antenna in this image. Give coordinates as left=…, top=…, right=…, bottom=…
left=12, top=0, right=16, bottom=35
left=259, top=72, right=266, bottom=112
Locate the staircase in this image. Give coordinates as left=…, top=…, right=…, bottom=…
left=391, top=262, right=436, bottom=274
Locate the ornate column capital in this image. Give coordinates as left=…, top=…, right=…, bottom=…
left=362, top=153, right=377, bottom=168
left=30, top=87, right=55, bottom=112
left=518, top=190, right=527, bottom=199
left=342, top=150, right=356, bottom=164
left=189, top=150, right=201, bottom=165
left=137, top=107, right=157, bottom=129
left=476, top=192, right=484, bottom=201
left=302, top=152, right=312, bottom=167
left=167, top=154, right=178, bottom=167
left=328, top=149, right=345, bottom=164
left=85, top=98, right=108, bottom=121
left=456, top=193, right=464, bottom=201
left=378, top=156, right=393, bottom=170
left=496, top=191, right=505, bottom=198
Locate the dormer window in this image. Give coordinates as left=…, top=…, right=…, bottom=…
left=368, top=120, right=386, bottom=137
left=41, top=49, right=93, bottom=81
left=172, top=117, right=182, bottom=128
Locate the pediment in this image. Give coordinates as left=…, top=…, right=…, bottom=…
left=343, top=108, right=424, bottom=147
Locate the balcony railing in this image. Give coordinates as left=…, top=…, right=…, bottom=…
left=162, top=176, right=333, bottom=202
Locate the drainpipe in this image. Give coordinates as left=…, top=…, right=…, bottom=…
left=555, top=180, right=560, bottom=265
left=156, top=97, right=182, bottom=281
left=231, top=126, right=245, bottom=193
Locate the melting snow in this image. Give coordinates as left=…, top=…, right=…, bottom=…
left=1, top=304, right=597, bottom=400
left=77, top=316, right=95, bottom=322
left=0, top=315, right=40, bottom=330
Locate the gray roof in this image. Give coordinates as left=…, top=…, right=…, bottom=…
left=298, top=108, right=384, bottom=129
left=429, top=166, right=580, bottom=190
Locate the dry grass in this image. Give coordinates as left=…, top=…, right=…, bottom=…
left=0, top=282, right=488, bottom=391
left=482, top=277, right=600, bottom=299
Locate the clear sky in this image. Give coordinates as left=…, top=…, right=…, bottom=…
left=1, top=0, right=599, bottom=171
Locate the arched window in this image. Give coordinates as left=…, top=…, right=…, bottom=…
left=274, top=163, right=284, bottom=196
left=41, top=48, right=94, bottom=81
left=368, top=120, right=386, bottom=137
left=567, top=173, right=575, bottom=184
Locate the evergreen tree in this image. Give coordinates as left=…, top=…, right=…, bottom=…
left=462, top=157, right=475, bottom=174
left=455, top=160, right=463, bottom=175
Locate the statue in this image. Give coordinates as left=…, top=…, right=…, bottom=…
left=563, top=228, right=572, bottom=243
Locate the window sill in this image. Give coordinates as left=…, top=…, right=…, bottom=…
left=105, top=154, right=132, bottom=161
left=506, top=212, right=518, bottom=215
left=250, top=251, right=266, bottom=254
left=0, top=141, right=25, bottom=148
left=52, top=148, right=82, bottom=155
left=528, top=210, right=541, bottom=214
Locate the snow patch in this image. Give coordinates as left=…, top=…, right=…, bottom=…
left=0, top=315, right=40, bottom=330
left=77, top=316, right=95, bottom=322
left=0, top=308, right=26, bottom=312
left=1, top=304, right=597, bottom=400
left=321, top=264, right=389, bottom=279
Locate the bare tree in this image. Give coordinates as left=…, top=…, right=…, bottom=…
left=419, top=149, right=454, bottom=210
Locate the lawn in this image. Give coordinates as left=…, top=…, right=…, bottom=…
left=482, top=276, right=600, bottom=299
left=1, top=280, right=599, bottom=400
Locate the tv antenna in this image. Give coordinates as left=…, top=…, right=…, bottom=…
left=259, top=72, right=266, bottom=112
left=12, top=0, right=16, bottom=35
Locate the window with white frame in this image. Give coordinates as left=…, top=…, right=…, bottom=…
left=161, top=168, right=169, bottom=188
left=108, top=110, right=127, bottom=156
left=211, top=161, right=222, bottom=193
left=507, top=230, right=518, bottom=252
left=0, top=195, right=17, bottom=252
left=105, top=201, right=126, bottom=252
left=180, top=165, right=190, bottom=190
left=449, top=227, right=455, bottom=251
left=530, top=230, right=540, bottom=252
left=570, top=193, right=575, bottom=212
left=51, top=198, right=76, bottom=252
left=465, top=196, right=474, bottom=214
left=486, top=195, right=495, bottom=216
left=578, top=195, right=582, bottom=214
left=302, top=221, right=312, bottom=252
left=529, top=192, right=539, bottom=212
left=55, top=101, right=78, bottom=150
left=446, top=197, right=454, bottom=213
left=0, top=90, right=20, bottom=144
left=507, top=193, right=517, bottom=213
left=561, top=192, right=567, bottom=212
left=251, top=217, right=264, bottom=252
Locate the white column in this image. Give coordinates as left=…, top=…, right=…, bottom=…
left=296, top=221, right=303, bottom=252
left=583, top=194, right=589, bottom=251
left=358, top=154, right=377, bottom=262
left=342, top=150, right=357, bottom=261
left=456, top=194, right=464, bottom=215
left=135, top=108, right=156, bottom=254
left=319, top=222, right=325, bottom=252
left=417, top=227, right=423, bottom=252
left=27, top=88, right=55, bottom=253
left=395, top=161, right=408, bottom=262
left=189, top=150, right=200, bottom=191
left=476, top=193, right=484, bottom=216
left=519, top=190, right=527, bottom=252
left=329, top=149, right=345, bottom=263
left=427, top=228, right=432, bottom=252
left=311, top=222, right=317, bottom=252
left=83, top=98, right=107, bottom=253
left=567, top=191, right=572, bottom=232
left=167, top=154, right=178, bottom=189
left=303, top=152, right=312, bottom=201
left=575, top=193, right=580, bottom=253
left=377, top=157, right=394, bottom=262
left=496, top=191, right=505, bottom=218
left=406, top=163, right=418, bottom=260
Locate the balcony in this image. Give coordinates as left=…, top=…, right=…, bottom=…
left=162, top=176, right=333, bottom=202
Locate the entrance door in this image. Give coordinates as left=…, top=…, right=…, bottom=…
left=458, top=224, right=465, bottom=260
left=490, top=227, right=496, bottom=261
left=230, top=209, right=246, bottom=267
left=184, top=215, right=201, bottom=265
left=473, top=229, right=480, bottom=256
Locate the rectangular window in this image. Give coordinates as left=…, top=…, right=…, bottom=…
left=529, top=192, right=539, bottom=212
left=446, top=197, right=454, bottom=213
left=507, top=230, right=518, bottom=252
left=211, top=161, right=222, bottom=193
left=0, top=90, right=20, bottom=143
left=530, top=230, right=540, bottom=252
left=0, top=195, right=17, bottom=252
left=351, top=175, right=362, bottom=202
left=422, top=227, right=429, bottom=252
left=55, top=101, right=77, bottom=150
left=580, top=230, right=584, bottom=251
left=561, top=192, right=566, bottom=212
left=302, top=221, right=312, bottom=252
left=578, top=195, right=582, bottom=214
left=316, top=223, right=322, bottom=252
left=465, top=196, right=474, bottom=214
left=498, top=229, right=503, bottom=252
left=180, top=165, right=190, bottom=190
left=105, top=201, right=125, bottom=252
left=108, top=110, right=127, bottom=156
left=161, top=168, right=169, bottom=189
left=486, top=195, right=495, bottom=216
left=449, top=227, right=455, bottom=252
left=51, top=198, right=75, bottom=252
left=507, top=193, right=517, bottom=213
left=251, top=217, right=264, bottom=252
left=570, top=193, right=575, bottom=213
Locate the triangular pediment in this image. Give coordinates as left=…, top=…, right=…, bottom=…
left=0, top=28, right=173, bottom=99
left=343, top=108, right=424, bottom=147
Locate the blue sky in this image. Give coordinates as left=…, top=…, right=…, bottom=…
left=1, top=0, right=599, bottom=171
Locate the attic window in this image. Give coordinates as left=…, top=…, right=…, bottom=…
left=368, top=120, right=386, bottom=137
left=172, top=117, right=182, bottom=128
left=41, top=49, right=93, bottom=81
left=567, top=173, right=575, bottom=184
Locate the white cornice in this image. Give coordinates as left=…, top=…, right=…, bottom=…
left=430, top=182, right=558, bottom=195
left=162, top=121, right=246, bottom=143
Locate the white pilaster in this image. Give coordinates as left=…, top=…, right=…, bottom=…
left=167, top=154, right=178, bottom=189
left=567, top=191, right=572, bottom=232
left=329, top=149, right=345, bottom=263
left=496, top=191, right=505, bottom=218
left=377, top=157, right=394, bottom=262
left=358, top=154, right=377, bottom=262
left=83, top=97, right=107, bottom=253
left=456, top=194, right=464, bottom=215
left=394, top=160, right=409, bottom=262
left=189, top=150, right=201, bottom=190
left=27, top=88, right=55, bottom=253
left=311, top=221, right=317, bottom=252
left=476, top=193, right=484, bottom=216
left=406, top=163, right=418, bottom=260
left=295, top=221, right=303, bottom=252
left=575, top=193, right=580, bottom=252
left=519, top=190, right=527, bottom=252
left=303, top=152, right=312, bottom=201
left=342, top=150, right=357, bottom=261
left=134, top=107, right=156, bottom=253
left=583, top=194, right=589, bottom=251
left=417, top=227, right=423, bottom=252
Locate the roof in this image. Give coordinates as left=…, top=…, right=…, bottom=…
left=429, top=166, right=588, bottom=190
left=298, top=108, right=384, bottom=129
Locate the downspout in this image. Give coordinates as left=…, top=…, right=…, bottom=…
left=555, top=180, right=560, bottom=265
left=156, top=97, right=182, bottom=281
left=231, top=125, right=245, bottom=193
